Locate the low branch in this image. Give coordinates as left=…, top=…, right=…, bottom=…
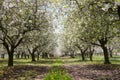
left=14, top=37, right=23, bottom=48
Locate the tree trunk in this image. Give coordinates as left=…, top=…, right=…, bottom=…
left=21, top=52, right=25, bottom=59
left=31, top=53, right=36, bottom=61
left=37, top=53, right=40, bottom=61
left=89, top=48, right=94, bottom=61
left=90, top=52, right=93, bottom=61
left=81, top=52, right=85, bottom=61
left=16, top=53, right=20, bottom=59
left=27, top=55, right=29, bottom=59
left=108, top=47, right=113, bottom=58
left=109, top=49, right=113, bottom=58
left=77, top=46, right=88, bottom=61
left=24, top=54, right=27, bottom=59
left=70, top=51, right=75, bottom=58
left=101, top=46, right=111, bottom=64
left=110, top=53, right=112, bottom=57
left=99, top=38, right=111, bottom=64
left=1, top=54, right=5, bottom=59
left=42, top=53, right=48, bottom=58
left=8, top=51, right=14, bottom=66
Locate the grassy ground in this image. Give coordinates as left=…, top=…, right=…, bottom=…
left=0, top=55, right=120, bottom=67
left=0, top=55, right=120, bottom=80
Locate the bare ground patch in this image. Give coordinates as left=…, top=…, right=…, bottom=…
left=0, top=64, right=120, bottom=80
left=0, top=65, right=50, bottom=80
left=64, top=64, right=120, bottom=80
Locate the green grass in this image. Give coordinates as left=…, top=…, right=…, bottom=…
left=0, top=55, right=120, bottom=68
left=44, top=66, right=72, bottom=80
left=0, top=55, right=120, bottom=80
left=18, top=70, right=38, bottom=80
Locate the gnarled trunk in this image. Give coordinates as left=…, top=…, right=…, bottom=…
left=81, top=48, right=88, bottom=61
left=89, top=47, right=94, bottom=61
left=42, top=52, right=48, bottom=58
left=101, top=45, right=111, bottom=64
left=37, top=53, right=40, bottom=61
left=99, top=38, right=111, bottom=64
left=110, top=53, right=112, bottom=57
left=70, top=51, right=75, bottom=58
left=8, top=51, right=14, bottom=66
left=1, top=54, right=5, bottom=59
left=31, top=53, right=36, bottom=62
left=81, top=52, right=85, bottom=61
left=90, top=52, right=93, bottom=61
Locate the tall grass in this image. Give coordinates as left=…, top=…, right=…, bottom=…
left=44, top=66, right=72, bottom=80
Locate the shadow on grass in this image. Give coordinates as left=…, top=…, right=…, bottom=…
left=0, top=59, right=8, bottom=67
left=112, top=56, right=120, bottom=58
left=14, top=59, right=59, bottom=65
left=13, top=58, right=81, bottom=65
left=11, top=59, right=120, bottom=66
left=1, top=56, right=120, bottom=67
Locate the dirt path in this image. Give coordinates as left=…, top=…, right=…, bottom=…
left=64, top=64, right=120, bottom=80
left=0, top=64, right=120, bottom=80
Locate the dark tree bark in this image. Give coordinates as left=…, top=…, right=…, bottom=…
left=76, top=45, right=88, bottom=61
left=27, top=45, right=40, bottom=61
left=118, top=6, right=120, bottom=19
left=36, top=50, right=40, bottom=61
left=1, top=53, right=5, bottom=59
left=99, top=38, right=111, bottom=64
left=108, top=47, right=113, bottom=58
left=110, top=52, right=112, bottom=57
left=27, top=55, right=29, bottom=59
left=21, top=52, right=25, bottom=59
left=42, top=52, right=49, bottom=58
left=70, top=51, right=75, bottom=58
left=24, top=54, right=26, bottom=59
left=28, top=46, right=40, bottom=62
left=28, top=48, right=36, bottom=62
left=8, top=52, right=14, bottom=66
left=2, top=41, right=15, bottom=66
left=15, top=51, right=20, bottom=59
left=89, top=53, right=93, bottom=61
left=101, top=46, right=110, bottom=64
left=89, top=46, right=94, bottom=61
left=3, top=42, right=22, bottom=66
left=37, top=52, right=40, bottom=61
left=17, top=54, right=20, bottom=59
left=31, top=53, right=36, bottom=61
left=81, top=52, right=85, bottom=61
left=81, top=48, right=88, bottom=61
